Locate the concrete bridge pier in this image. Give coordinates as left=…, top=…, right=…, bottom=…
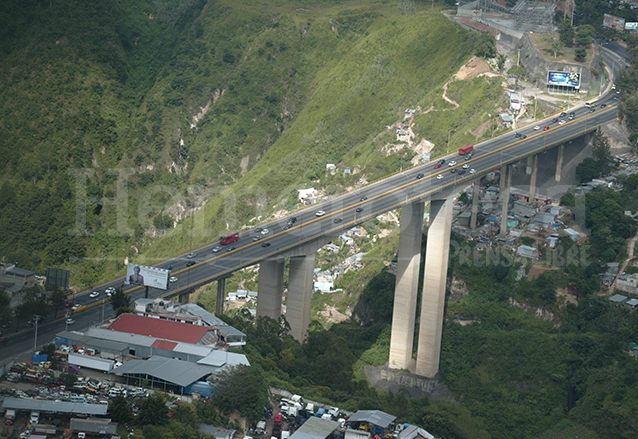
left=500, top=164, right=512, bottom=237
left=529, top=155, right=538, bottom=202
left=179, top=290, right=191, bottom=304
left=216, top=277, right=226, bottom=315
left=256, top=259, right=285, bottom=320
left=470, top=182, right=480, bottom=230
left=555, top=144, right=564, bottom=182
left=287, top=255, right=316, bottom=342
left=415, top=197, right=453, bottom=378
left=526, top=156, right=533, bottom=175
left=389, top=201, right=424, bottom=370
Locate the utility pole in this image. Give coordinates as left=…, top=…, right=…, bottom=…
left=33, top=315, right=39, bottom=352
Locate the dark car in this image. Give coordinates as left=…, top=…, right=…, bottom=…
left=360, top=196, right=368, bottom=201
left=515, top=133, right=522, bottom=138
left=227, top=246, right=236, bottom=252
left=450, top=168, right=456, bottom=174
left=522, top=135, right=527, bottom=139
left=601, top=103, right=607, bottom=108
left=552, top=118, right=559, bottom=123
left=334, top=218, right=342, bottom=223
left=438, top=159, right=446, bottom=164
left=165, top=265, right=173, bottom=271
left=589, top=108, right=596, bottom=113
left=186, top=261, right=196, bottom=267
left=262, top=242, right=271, bottom=247
left=560, top=112, right=567, bottom=117
left=457, top=169, right=466, bottom=175
left=416, top=173, right=425, bottom=179
left=356, top=207, right=363, bottom=213
left=283, top=224, right=291, bottom=230
left=254, top=227, right=263, bottom=233
left=289, top=217, right=297, bottom=223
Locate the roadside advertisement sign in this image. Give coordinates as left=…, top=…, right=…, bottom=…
left=547, top=71, right=581, bottom=89
left=603, top=13, right=625, bottom=31
left=625, top=22, right=638, bottom=31
left=125, top=263, right=169, bottom=290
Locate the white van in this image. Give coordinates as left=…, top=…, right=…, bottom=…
left=29, top=410, right=40, bottom=424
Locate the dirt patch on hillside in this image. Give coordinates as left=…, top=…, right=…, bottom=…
left=453, top=56, right=497, bottom=81
left=318, top=305, right=350, bottom=323
left=527, top=265, right=560, bottom=281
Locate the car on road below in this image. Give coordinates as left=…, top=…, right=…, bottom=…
left=543, top=126, right=550, bottom=131
left=533, top=125, right=541, bottom=130
left=437, top=159, right=446, bottom=164
left=462, top=164, right=470, bottom=169
left=283, top=224, right=291, bottom=230
left=165, top=265, right=173, bottom=271
left=106, top=287, right=115, bottom=295
left=560, top=112, right=567, bottom=117
left=356, top=207, right=363, bottom=213
left=170, top=276, right=178, bottom=283
left=254, top=227, right=263, bottom=233
left=469, top=169, right=476, bottom=174
left=315, top=211, right=325, bottom=217
left=253, top=235, right=262, bottom=241
left=552, top=118, right=559, bottom=123
left=359, top=196, right=367, bottom=201
left=260, top=228, right=269, bottom=235
left=89, top=291, right=99, bottom=298
left=457, top=169, right=466, bottom=175
left=227, top=246, right=236, bottom=252
left=71, top=304, right=80, bottom=311
left=515, top=132, right=522, bottom=138
left=262, top=242, right=271, bottom=247
left=521, top=135, right=527, bottom=139
left=601, top=103, right=607, bottom=108
left=450, top=168, right=456, bottom=173
left=187, top=252, right=196, bottom=259
left=434, top=163, right=442, bottom=169
left=66, top=319, right=75, bottom=325
left=334, top=218, right=342, bottom=223
left=436, top=174, right=444, bottom=180
left=186, top=261, right=196, bottom=267
left=589, top=108, right=596, bottom=113
left=416, top=173, right=425, bottom=179
left=65, top=300, right=74, bottom=307
left=559, top=120, right=566, bottom=125
left=212, top=246, right=222, bottom=253
left=448, top=161, right=457, bottom=167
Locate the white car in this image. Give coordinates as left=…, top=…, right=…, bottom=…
left=261, top=228, right=269, bottom=235
left=66, top=318, right=75, bottom=325
left=212, top=246, right=222, bottom=252
left=105, top=287, right=115, bottom=296
left=448, top=161, right=457, bottom=167
left=187, top=252, right=196, bottom=259
left=533, top=126, right=541, bottom=130
left=315, top=211, right=326, bottom=217
left=169, top=276, right=178, bottom=283
left=558, top=120, right=565, bottom=125
left=71, top=304, right=80, bottom=311
left=89, top=291, right=99, bottom=298
left=469, top=169, right=476, bottom=174
left=436, top=174, right=444, bottom=180
left=462, top=164, right=470, bottom=169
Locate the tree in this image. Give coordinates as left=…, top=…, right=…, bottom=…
left=576, top=158, right=600, bottom=182
left=137, top=393, right=168, bottom=426
left=576, top=25, right=595, bottom=47
left=475, top=32, right=497, bottom=59
left=110, top=395, right=133, bottom=424
left=49, top=288, right=67, bottom=318
left=544, top=35, right=564, bottom=59
left=575, top=47, right=587, bottom=62
left=210, top=365, right=269, bottom=423
left=592, top=129, right=613, bottom=174
left=559, top=20, right=575, bottom=47
left=110, top=287, right=131, bottom=313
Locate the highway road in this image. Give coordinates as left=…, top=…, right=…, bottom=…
left=0, top=93, right=622, bottom=362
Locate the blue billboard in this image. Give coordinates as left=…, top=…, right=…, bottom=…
left=547, top=71, right=581, bottom=89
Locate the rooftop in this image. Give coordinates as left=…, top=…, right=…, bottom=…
left=108, top=314, right=215, bottom=345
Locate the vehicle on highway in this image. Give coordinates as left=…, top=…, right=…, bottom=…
left=462, top=164, right=470, bottom=169
left=437, top=159, right=446, bottom=164
left=356, top=207, right=363, bottom=213
left=283, top=224, right=291, bottom=230
left=434, top=163, right=443, bottom=169
left=66, top=319, right=75, bottom=325
left=170, top=276, right=178, bottom=283
left=559, top=120, right=566, bottom=125
left=0, top=337, right=8, bottom=343
left=458, top=145, right=474, bottom=155
left=71, top=304, right=80, bottom=311
left=106, top=287, right=115, bottom=295
left=589, top=108, right=596, bottom=113
left=262, top=242, right=271, bottom=247
left=261, top=228, right=269, bottom=235
left=360, top=196, right=367, bottom=201
left=436, top=174, right=444, bottom=180
left=585, top=98, right=598, bottom=107
left=448, top=161, right=457, bottom=167
left=560, top=112, right=567, bottom=117
left=212, top=246, right=222, bottom=252
left=253, top=235, right=263, bottom=241
left=187, top=252, right=196, bottom=259
left=469, top=169, right=476, bottom=174
left=515, top=133, right=522, bottom=138
left=289, top=217, right=297, bottom=223
left=227, top=246, right=236, bottom=252
left=89, top=291, right=99, bottom=298
left=334, top=218, right=342, bottom=223
left=186, top=261, right=196, bottom=267
left=464, top=151, right=474, bottom=160
left=601, top=103, right=607, bottom=108
left=220, top=231, right=239, bottom=245
left=165, top=265, right=173, bottom=271
left=254, top=227, right=263, bottom=233
left=65, top=300, right=74, bottom=307
left=416, top=173, right=425, bottom=179
left=450, top=168, right=456, bottom=173
left=552, top=118, right=559, bottom=123
left=533, top=126, right=541, bottom=130
left=521, top=135, right=527, bottom=139
left=543, top=126, right=550, bottom=131
left=457, top=169, right=466, bottom=175
left=316, top=211, right=326, bottom=217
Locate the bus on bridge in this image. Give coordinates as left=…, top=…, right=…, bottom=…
left=220, top=231, right=239, bottom=245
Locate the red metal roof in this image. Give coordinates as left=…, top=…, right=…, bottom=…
left=108, top=314, right=211, bottom=344
left=152, top=339, right=178, bottom=350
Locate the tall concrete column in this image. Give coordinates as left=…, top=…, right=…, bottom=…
left=257, top=259, right=285, bottom=320
left=415, top=198, right=453, bottom=378
left=470, top=182, right=480, bottom=230
left=179, top=291, right=190, bottom=304
left=529, top=155, right=538, bottom=203
left=526, top=156, right=533, bottom=175
left=500, top=164, right=512, bottom=237
left=287, top=255, right=315, bottom=342
left=389, top=202, right=424, bottom=370
left=216, top=278, right=226, bottom=315
left=555, top=144, right=564, bottom=182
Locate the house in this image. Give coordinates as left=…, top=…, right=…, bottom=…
left=609, top=294, right=629, bottom=305
left=339, top=235, right=354, bottom=246
left=499, top=112, right=514, bottom=127
left=298, top=188, right=318, bottom=204
left=534, top=212, right=556, bottom=228
left=198, top=425, right=236, bottom=439
left=563, top=228, right=579, bottom=242
left=617, top=274, right=638, bottom=294
left=517, top=245, right=537, bottom=258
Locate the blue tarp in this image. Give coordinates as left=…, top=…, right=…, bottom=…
left=31, top=354, right=48, bottom=363
left=55, top=335, right=69, bottom=346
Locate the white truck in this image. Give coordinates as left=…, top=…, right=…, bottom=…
left=4, top=409, right=15, bottom=425
left=68, top=353, right=115, bottom=372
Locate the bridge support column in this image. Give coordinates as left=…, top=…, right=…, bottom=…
left=389, top=202, right=424, bottom=370
left=257, top=259, right=285, bottom=320
left=526, top=156, right=533, bottom=175
left=179, top=291, right=190, bottom=304
left=287, top=255, right=315, bottom=342
left=500, top=164, right=512, bottom=237
left=470, top=182, right=480, bottom=230
left=529, top=155, right=538, bottom=203
left=216, top=278, right=226, bottom=315
left=416, top=198, right=453, bottom=378
left=555, top=144, right=564, bottom=182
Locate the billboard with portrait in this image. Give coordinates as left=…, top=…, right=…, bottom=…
left=125, top=264, right=169, bottom=290
left=625, top=22, right=638, bottom=31
left=603, top=13, right=625, bottom=31
left=547, top=71, right=581, bottom=89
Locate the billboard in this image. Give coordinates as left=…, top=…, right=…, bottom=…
left=603, top=13, right=625, bottom=31
left=125, top=263, right=169, bottom=290
left=625, top=22, right=638, bottom=30
left=46, top=268, right=70, bottom=288
left=547, top=71, right=581, bottom=89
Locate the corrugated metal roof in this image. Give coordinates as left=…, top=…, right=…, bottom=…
left=347, top=410, right=396, bottom=428
left=113, top=356, right=216, bottom=387
left=198, top=424, right=236, bottom=439
left=290, top=417, right=340, bottom=439
left=173, top=343, right=213, bottom=357
left=109, top=314, right=212, bottom=344
left=1, top=397, right=107, bottom=415
left=196, top=350, right=250, bottom=368
left=70, top=418, right=117, bottom=434
left=152, top=339, right=178, bottom=350
left=180, top=304, right=246, bottom=337
left=88, top=328, right=157, bottom=347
